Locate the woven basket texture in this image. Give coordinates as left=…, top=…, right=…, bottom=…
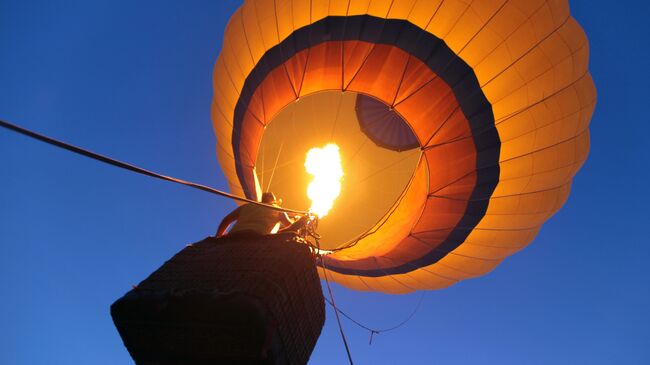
left=111, top=233, right=325, bottom=365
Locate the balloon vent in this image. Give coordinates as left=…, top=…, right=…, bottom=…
left=355, top=94, right=420, bottom=152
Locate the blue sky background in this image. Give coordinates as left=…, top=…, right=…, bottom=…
left=1, top=1, right=648, bottom=364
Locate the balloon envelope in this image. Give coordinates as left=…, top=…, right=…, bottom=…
left=212, top=0, right=596, bottom=294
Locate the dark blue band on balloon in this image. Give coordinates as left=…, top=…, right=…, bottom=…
left=230, top=15, right=500, bottom=277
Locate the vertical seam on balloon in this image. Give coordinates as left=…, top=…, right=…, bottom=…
left=217, top=57, right=245, bottom=110
left=213, top=99, right=239, bottom=138
left=392, top=74, right=440, bottom=109
left=424, top=86, right=592, bottom=150
left=239, top=7, right=257, bottom=66
left=412, top=221, right=552, bottom=234
left=296, top=48, right=311, bottom=97
left=431, top=257, right=492, bottom=278
left=424, top=0, right=446, bottom=31
left=225, top=33, right=248, bottom=84
left=498, top=101, right=593, bottom=144
left=388, top=1, right=445, bottom=107
left=494, top=71, right=590, bottom=124
left=378, top=255, right=459, bottom=283
left=309, top=0, right=313, bottom=23
left=377, top=255, right=436, bottom=291
left=409, top=238, right=502, bottom=277
left=289, top=0, right=302, bottom=97
left=245, top=105, right=267, bottom=128
left=342, top=4, right=381, bottom=91
left=385, top=0, right=396, bottom=18
left=339, top=0, right=352, bottom=92
left=265, top=141, right=284, bottom=192
left=373, top=3, right=413, bottom=105
left=422, top=97, right=465, bottom=147
left=456, top=0, right=510, bottom=56
left=382, top=269, right=418, bottom=293
left=262, top=0, right=292, bottom=183
left=499, top=128, right=589, bottom=164
left=421, top=72, right=592, bottom=153
left=406, top=152, right=429, bottom=237
left=393, top=1, right=509, bottom=112
left=252, top=0, right=270, bottom=49
left=466, top=0, right=548, bottom=69
left=427, top=169, right=476, bottom=196
left=438, top=1, right=471, bottom=40
left=224, top=29, right=264, bottom=132
left=426, top=162, right=581, bottom=201
left=478, top=13, right=572, bottom=89
left=404, top=0, right=418, bottom=20
left=398, top=1, right=536, bottom=116
left=353, top=274, right=373, bottom=291
left=290, top=0, right=296, bottom=30
left=422, top=98, right=475, bottom=148
left=363, top=0, right=372, bottom=14
left=359, top=0, right=397, bottom=103
left=390, top=52, right=412, bottom=107
left=271, top=0, right=280, bottom=44
left=212, top=86, right=235, bottom=127
left=487, top=39, right=588, bottom=107
left=369, top=257, right=414, bottom=292
left=343, top=42, right=377, bottom=91
left=422, top=49, right=587, bottom=151
left=329, top=90, right=345, bottom=140
left=273, top=0, right=300, bottom=99
left=409, top=234, right=500, bottom=262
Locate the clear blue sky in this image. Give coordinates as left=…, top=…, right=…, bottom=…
left=1, top=1, right=648, bottom=364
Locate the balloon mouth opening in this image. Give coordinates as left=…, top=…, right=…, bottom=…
left=255, top=90, right=421, bottom=250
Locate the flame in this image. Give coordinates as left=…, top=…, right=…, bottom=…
left=305, top=144, right=343, bottom=217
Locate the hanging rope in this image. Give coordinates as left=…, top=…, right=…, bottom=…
left=318, top=244, right=355, bottom=365
left=265, top=141, right=284, bottom=192
left=4, top=118, right=426, bottom=362
left=323, top=292, right=425, bottom=345
left=0, top=118, right=307, bottom=215
left=302, top=220, right=424, bottom=348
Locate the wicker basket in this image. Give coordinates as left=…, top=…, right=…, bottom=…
left=111, top=233, right=325, bottom=365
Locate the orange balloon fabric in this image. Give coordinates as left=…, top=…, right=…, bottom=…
left=212, top=0, right=596, bottom=294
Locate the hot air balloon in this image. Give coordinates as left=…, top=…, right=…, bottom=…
left=112, top=0, right=595, bottom=364
left=213, top=0, right=596, bottom=294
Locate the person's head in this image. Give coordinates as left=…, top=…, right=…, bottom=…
left=261, top=192, right=280, bottom=205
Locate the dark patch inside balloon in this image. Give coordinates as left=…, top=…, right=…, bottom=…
left=355, top=94, right=420, bottom=152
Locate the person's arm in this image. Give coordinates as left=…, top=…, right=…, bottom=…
left=278, top=212, right=295, bottom=228
left=279, top=215, right=308, bottom=233
left=216, top=206, right=241, bottom=237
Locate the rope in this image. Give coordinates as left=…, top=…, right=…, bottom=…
left=0, top=118, right=307, bottom=215
left=323, top=292, right=425, bottom=345
left=266, top=141, right=284, bottom=192
left=302, top=219, right=424, bottom=347
left=317, top=240, right=354, bottom=365
left=3, top=117, right=421, bottom=355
